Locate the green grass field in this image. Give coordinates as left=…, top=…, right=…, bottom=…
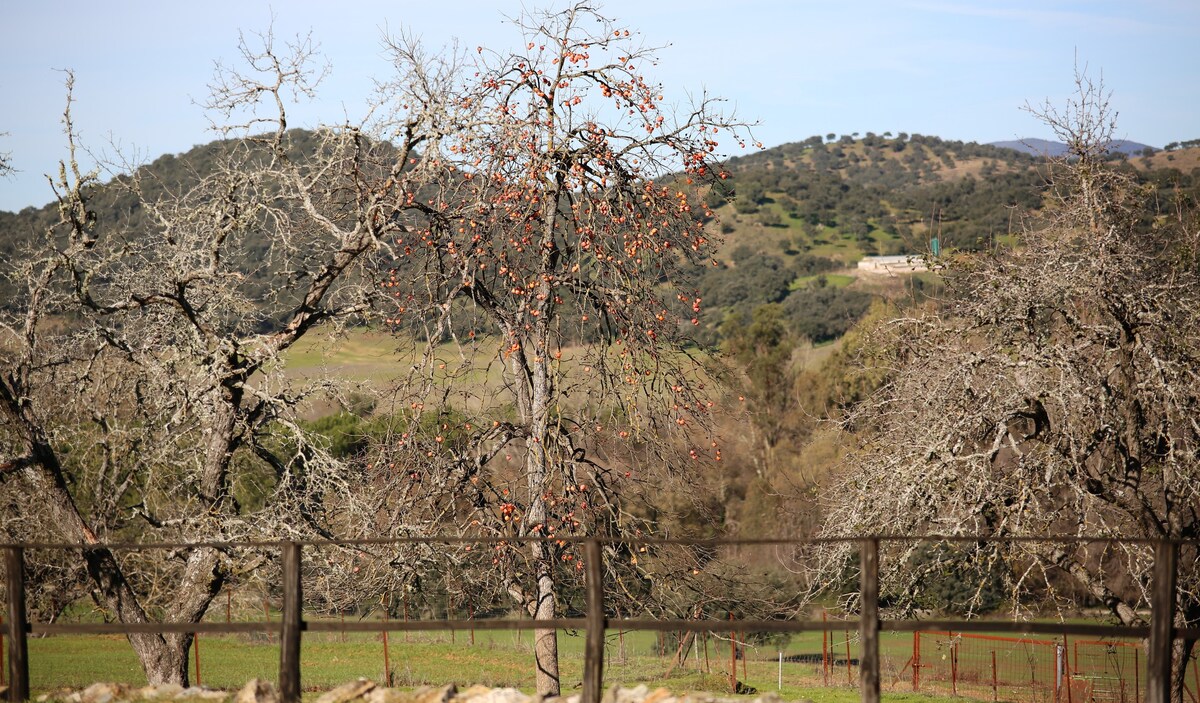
left=789, top=274, right=856, bottom=291
left=21, top=624, right=1082, bottom=703
left=283, top=329, right=409, bottom=385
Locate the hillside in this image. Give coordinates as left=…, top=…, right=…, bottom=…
left=714, top=132, right=1044, bottom=260
left=1135, top=144, right=1200, bottom=172
left=0, top=130, right=376, bottom=332
left=988, top=137, right=1156, bottom=157
left=682, top=134, right=1200, bottom=346
left=5, top=132, right=1197, bottom=351
left=680, top=133, right=1048, bottom=344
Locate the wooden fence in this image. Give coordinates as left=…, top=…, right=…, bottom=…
left=3, top=536, right=1197, bottom=703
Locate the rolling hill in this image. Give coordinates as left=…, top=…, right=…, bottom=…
left=4, top=131, right=1197, bottom=349
left=987, top=137, right=1156, bottom=157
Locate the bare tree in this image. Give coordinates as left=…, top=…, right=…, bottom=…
left=811, top=73, right=1200, bottom=702
left=0, top=24, right=449, bottom=683
left=344, top=4, right=756, bottom=694
left=0, top=133, right=12, bottom=178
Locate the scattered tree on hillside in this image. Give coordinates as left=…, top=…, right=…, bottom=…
left=720, top=304, right=801, bottom=475
left=0, top=134, right=11, bottom=178
left=812, top=76, right=1200, bottom=702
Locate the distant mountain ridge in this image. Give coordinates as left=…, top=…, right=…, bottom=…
left=988, top=138, right=1156, bottom=157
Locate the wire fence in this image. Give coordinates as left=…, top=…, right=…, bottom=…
left=3, top=536, right=1198, bottom=703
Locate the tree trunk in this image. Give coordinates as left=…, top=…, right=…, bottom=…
left=525, top=463, right=561, bottom=696
left=136, top=634, right=192, bottom=686
left=1168, top=627, right=1196, bottom=703
left=509, top=310, right=562, bottom=696
left=531, top=546, right=561, bottom=697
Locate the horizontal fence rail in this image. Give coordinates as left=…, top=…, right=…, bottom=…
left=2, top=536, right=1196, bottom=703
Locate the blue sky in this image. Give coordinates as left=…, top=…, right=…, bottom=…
left=2, top=0, right=1197, bottom=212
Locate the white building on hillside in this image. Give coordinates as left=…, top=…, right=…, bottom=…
left=857, top=255, right=928, bottom=274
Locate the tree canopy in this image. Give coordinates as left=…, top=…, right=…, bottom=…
left=813, top=75, right=1200, bottom=702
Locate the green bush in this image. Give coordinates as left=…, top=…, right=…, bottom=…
left=782, top=286, right=873, bottom=343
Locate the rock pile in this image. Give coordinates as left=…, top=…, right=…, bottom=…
left=32, top=680, right=807, bottom=703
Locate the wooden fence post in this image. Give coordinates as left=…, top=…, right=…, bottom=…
left=4, top=546, right=29, bottom=703
left=582, top=539, right=605, bottom=703
left=860, top=538, right=880, bottom=703
left=951, top=637, right=958, bottom=697
left=279, top=542, right=302, bottom=703
left=1147, top=541, right=1177, bottom=703
left=4, top=547, right=27, bottom=700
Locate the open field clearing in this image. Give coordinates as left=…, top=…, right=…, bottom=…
left=18, top=622, right=1146, bottom=703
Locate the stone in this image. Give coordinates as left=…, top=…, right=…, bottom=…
left=411, top=684, right=456, bottom=703
left=363, top=688, right=416, bottom=703
left=81, top=683, right=131, bottom=703
left=468, top=688, right=529, bottom=703
left=175, top=687, right=229, bottom=701
left=138, top=684, right=185, bottom=700
left=34, top=689, right=81, bottom=703
left=602, top=685, right=648, bottom=703
left=452, top=685, right=492, bottom=703
left=641, top=689, right=675, bottom=703
left=28, top=680, right=821, bottom=703
left=235, top=679, right=279, bottom=703
left=315, top=679, right=378, bottom=703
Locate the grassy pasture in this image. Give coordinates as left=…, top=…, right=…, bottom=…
left=283, top=330, right=410, bottom=385
left=789, top=274, right=855, bottom=291
left=23, top=609, right=1118, bottom=703
left=22, top=627, right=972, bottom=703
left=21, top=593, right=1121, bottom=702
